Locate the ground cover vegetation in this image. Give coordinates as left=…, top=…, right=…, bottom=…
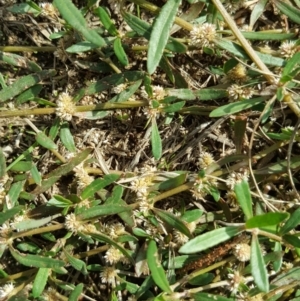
left=0, top=0, right=300, bottom=300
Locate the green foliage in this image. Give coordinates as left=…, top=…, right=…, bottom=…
left=1, top=0, right=300, bottom=299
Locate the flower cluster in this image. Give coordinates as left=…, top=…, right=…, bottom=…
left=198, top=151, right=215, bottom=169
left=190, top=23, right=217, bottom=48
left=226, top=169, right=249, bottom=190
left=227, top=84, right=254, bottom=101
left=55, top=92, right=76, bottom=121
left=279, top=41, right=297, bottom=58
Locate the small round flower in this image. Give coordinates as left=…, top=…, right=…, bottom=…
left=226, top=170, right=249, bottom=190
left=0, top=282, right=14, bottom=299
left=108, top=223, right=126, bottom=239
left=152, top=85, right=166, bottom=101
left=64, top=213, right=84, bottom=234
left=74, top=166, right=94, bottom=192
left=173, top=230, right=189, bottom=246
left=228, top=84, right=254, bottom=101
left=227, top=64, right=248, bottom=83
left=228, top=271, right=245, bottom=293
left=198, top=151, right=215, bottom=169
left=56, top=92, right=76, bottom=121
left=190, top=23, right=217, bottom=48
left=225, top=191, right=238, bottom=207
left=233, top=243, right=251, bottom=262
left=39, top=2, right=58, bottom=18
left=280, top=41, right=297, bottom=58
left=100, top=267, right=119, bottom=284
left=105, top=246, right=125, bottom=264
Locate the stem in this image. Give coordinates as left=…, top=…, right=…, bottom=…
left=171, top=259, right=228, bottom=291
left=152, top=182, right=194, bottom=204
left=211, top=0, right=275, bottom=84
left=0, top=46, right=56, bottom=52
left=0, top=100, right=148, bottom=118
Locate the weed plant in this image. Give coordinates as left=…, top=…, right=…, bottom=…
left=0, top=0, right=300, bottom=300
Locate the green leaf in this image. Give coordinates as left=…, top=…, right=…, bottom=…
left=6, top=2, right=41, bottom=16
left=10, top=248, right=65, bottom=268
left=281, top=52, right=300, bottom=79
left=113, top=37, right=129, bottom=66
left=153, top=208, right=192, bottom=238
left=31, top=176, right=60, bottom=195
left=274, top=0, right=300, bottom=25
left=106, top=185, right=135, bottom=227
left=251, top=234, right=269, bottom=292
left=77, top=204, right=130, bottom=220
left=222, top=30, right=296, bottom=41
left=80, top=174, right=119, bottom=200
left=147, top=240, right=172, bottom=293
left=153, top=172, right=187, bottom=191
left=0, top=51, right=41, bottom=72
left=273, top=242, right=282, bottom=272
left=96, top=7, right=118, bottom=36
left=109, top=79, right=143, bottom=103
left=0, top=148, right=6, bottom=178
left=49, top=31, right=66, bottom=39
left=249, top=0, right=268, bottom=28
left=89, top=232, right=134, bottom=264
left=151, top=118, right=162, bottom=160
left=255, top=156, right=300, bottom=174
left=54, top=0, right=106, bottom=47
left=162, top=101, right=185, bottom=113
left=14, top=215, right=61, bottom=232
left=215, top=39, right=285, bottom=67
left=246, top=212, right=289, bottom=229
left=8, top=181, right=24, bottom=207
left=283, top=234, right=300, bottom=248
left=210, top=97, right=266, bottom=117
left=0, top=206, right=24, bottom=225
left=30, top=163, right=41, bottom=185
left=84, top=71, right=144, bottom=96
left=0, top=69, right=56, bottom=103
left=66, top=42, right=99, bottom=53
left=234, top=179, right=253, bottom=220
left=32, top=268, right=50, bottom=298
left=68, top=283, right=83, bottom=301
left=179, top=226, right=244, bottom=254
left=280, top=207, right=300, bottom=235
left=271, top=267, right=300, bottom=286
left=147, top=0, right=181, bottom=74
left=10, top=161, right=32, bottom=172
left=46, top=148, right=92, bottom=179
left=64, top=249, right=88, bottom=275
left=60, top=123, right=76, bottom=152
left=132, top=228, right=151, bottom=238
left=16, top=242, right=40, bottom=253
left=182, top=209, right=203, bottom=223
left=35, top=132, right=57, bottom=150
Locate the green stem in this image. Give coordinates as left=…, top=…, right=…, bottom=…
left=0, top=46, right=56, bottom=52
left=0, top=100, right=148, bottom=118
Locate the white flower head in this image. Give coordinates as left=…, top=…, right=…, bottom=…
left=56, top=92, right=76, bottom=121
left=100, top=267, right=119, bottom=284
left=280, top=41, right=297, bottom=58
left=190, top=23, right=217, bottom=48
left=233, top=243, right=251, bottom=262
left=64, top=213, right=84, bottom=234
left=0, top=282, right=14, bottom=299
